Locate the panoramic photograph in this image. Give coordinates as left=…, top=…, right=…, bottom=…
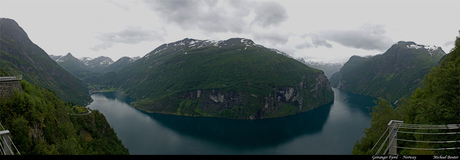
left=1, top=0, right=459, bottom=157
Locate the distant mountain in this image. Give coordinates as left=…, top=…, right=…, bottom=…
left=297, top=58, right=343, bottom=78
left=49, top=54, right=62, bottom=61
left=98, top=38, right=334, bottom=119
left=0, top=18, right=91, bottom=105
left=80, top=56, right=113, bottom=73
left=54, top=53, right=93, bottom=79
left=330, top=41, right=446, bottom=102
left=103, top=56, right=139, bottom=73
left=51, top=54, right=139, bottom=79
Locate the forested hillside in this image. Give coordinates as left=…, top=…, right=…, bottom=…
left=0, top=80, right=129, bottom=155
left=330, top=41, right=445, bottom=102
left=352, top=33, right=460, bottom=155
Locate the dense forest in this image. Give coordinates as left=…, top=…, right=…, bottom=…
left=352, top=33, right=460, bottom=155
left=0, top=79, right=129, bottom=155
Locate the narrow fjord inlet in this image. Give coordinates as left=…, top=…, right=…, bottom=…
left=2, top=0, right=459, bottom=156
left=88, top=88, right=376, bottom=154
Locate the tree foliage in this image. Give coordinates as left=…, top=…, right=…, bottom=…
left=352, top=33, right=460, bottom=155
left=0, top=80, right=129, bottom=155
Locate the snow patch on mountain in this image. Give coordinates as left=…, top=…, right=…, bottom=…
left=404, top=41, right=442, bottom=56
left=406, top=44, right=424, bottom=49
left=56, top=57, right=66, bottom=63
left=144, top=38, right=297, bottom=60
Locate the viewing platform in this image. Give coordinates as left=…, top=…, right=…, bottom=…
left=0, top=75, right=22, bottom=82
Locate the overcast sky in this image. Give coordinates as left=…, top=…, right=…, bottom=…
left=1, top=0, right=459, bottom=62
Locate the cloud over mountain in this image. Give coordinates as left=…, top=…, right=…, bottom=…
left=253, top=31, right=290, bottom=46
left=295, top=24, right=393, bottom=52
left=143, top=0, right=287, bottom=33
left=296, top=35, right=333, bottom=49
left=92, top=26, right=164, bottom=51
left=319, top=24, right=393, bottom=51
left=250, top=1, right=288, bottom=28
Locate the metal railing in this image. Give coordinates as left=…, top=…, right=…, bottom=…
left=0, top=123, right=20, bottom=155
left=371, top=120, right=460, bottom=155
left=0, top=75, right=22, bottom=81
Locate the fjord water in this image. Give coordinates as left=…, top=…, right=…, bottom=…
left=88, top=88, right=376, bottom=155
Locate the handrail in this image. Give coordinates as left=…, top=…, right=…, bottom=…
left=0, top=122, right=20, bottom=155
left=0, top=75, right=22, bottom=81
left=375, top=120, right=460, bottom=155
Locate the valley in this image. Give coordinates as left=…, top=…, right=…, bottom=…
left=1, top=0, right=459, bottom=154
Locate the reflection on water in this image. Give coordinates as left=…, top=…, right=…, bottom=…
left=148, top=102, right=332, bottom=148
left=88, top=88, right=376, bottom=155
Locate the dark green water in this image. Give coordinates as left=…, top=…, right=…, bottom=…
left=88, top=88, right=376, bottom=155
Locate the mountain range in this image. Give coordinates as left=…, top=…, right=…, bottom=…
left=330, top=41, right=446, bottom=102
left=50, top=53, right=140, bottom=79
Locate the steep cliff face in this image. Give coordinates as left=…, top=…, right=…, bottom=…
left=109, top=38, right=334, bottom=119
left=134, top=73, right=332, bottom=120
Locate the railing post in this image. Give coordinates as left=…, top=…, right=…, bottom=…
left=388, top=120, right=403, bottom=155
left=0, top=130, right=14, bottom=155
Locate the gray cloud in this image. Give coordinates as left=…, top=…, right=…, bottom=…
left=319, top=24, right=393, bottom=51
left=144, top=0, right=288, bottom=33
left=295, top=41, right=313, bottom=49
left=296, top=24, right=392, bottom=51
left=251, top=1, right=288, bottom=28
left=296, top=36, right=333, bottom=49
left=253, top=31, right=289, bottom=46
left=92, top=26, right=163, bottom=51
left=443, top=40, right=455, bottom=47
left=312, top=37, right=332, bottom=48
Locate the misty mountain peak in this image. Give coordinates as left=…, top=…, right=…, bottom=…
left=386, top=41, right=446, bottom=59
left=56, top=52, right=78, bottom=63
left=145, top=38, right=263, bottom=58
left=395, top=41, right=445, bottom=56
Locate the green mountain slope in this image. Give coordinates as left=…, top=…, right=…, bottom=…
left=0, top=18, right=91, bottom=105
left=330, top=41, right=446, bottom=102
left=0, top=80, right=129, bottom=155
left=100, top=38, right=334, bottom=119
left=352, top=33, right=460, bottom=155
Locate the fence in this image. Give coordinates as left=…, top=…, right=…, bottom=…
left=0, top=122, right=20, bottom=155
left=371, top=120, right=460, bottom=155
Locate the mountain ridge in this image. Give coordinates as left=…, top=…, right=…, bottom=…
left=330, top=41, right=446, bottom=102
